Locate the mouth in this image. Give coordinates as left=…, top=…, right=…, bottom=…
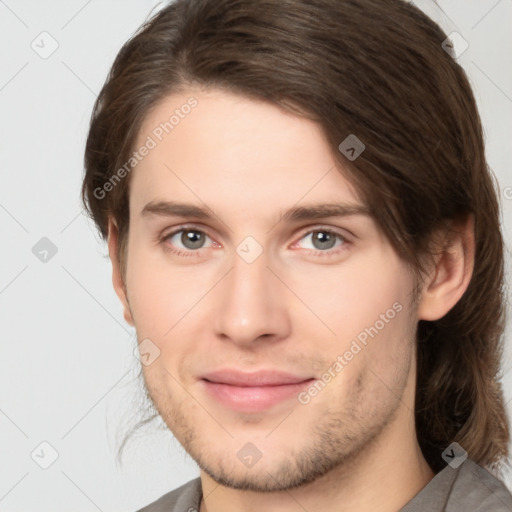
left=199, top=369, right=316, bottom=412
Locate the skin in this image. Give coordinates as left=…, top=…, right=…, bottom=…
left=108, top=87, right=475, bottom=512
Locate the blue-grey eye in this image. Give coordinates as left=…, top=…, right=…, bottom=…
left=169, top=229, right=211, bottom=250
left=300, top=231, right=344, bottom=251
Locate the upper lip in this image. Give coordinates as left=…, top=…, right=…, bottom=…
left=201, top=370, right=313, bottom=387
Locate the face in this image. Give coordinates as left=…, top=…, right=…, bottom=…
left=114, top=87, right=421, bottom=491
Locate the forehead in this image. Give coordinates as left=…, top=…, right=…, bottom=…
left=130, top=88, right=365, bottom=217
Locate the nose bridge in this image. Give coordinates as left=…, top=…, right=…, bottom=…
left=213, top=249, right=290, bottom=344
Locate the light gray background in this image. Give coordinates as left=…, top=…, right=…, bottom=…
left=0, top=1, right=511, bottom=511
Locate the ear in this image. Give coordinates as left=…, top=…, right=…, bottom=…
left=107, top=218, right=134, bottom=326
left=417, top=214, right=475, bottom=321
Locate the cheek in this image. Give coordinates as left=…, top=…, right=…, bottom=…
left=289, top=249, right=414, bottom=343
left=292, top=249, right=416, bottom=394
left=125, top=239, right=219, bottom=354
left=125, top=240, right=182, bottom=334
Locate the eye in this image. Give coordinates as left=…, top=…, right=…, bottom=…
left=294, top=229, right=348, bottom=254
left=161, top=227, right=217, bottom=256
left=159, top=226, right=349, bottom=258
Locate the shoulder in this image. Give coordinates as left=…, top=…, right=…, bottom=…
left=135, top=477, right=202, bottom=512
left=401, top=459, right=512, bottom=512
left=451, top=459, right=512, bottom=511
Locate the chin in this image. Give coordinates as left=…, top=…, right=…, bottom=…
left=192, top=442, right=346, bottom=493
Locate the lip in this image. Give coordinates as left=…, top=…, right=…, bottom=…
left=199, top=370, right=315, bottom=412
left=201, top=369, right=312, bottom=386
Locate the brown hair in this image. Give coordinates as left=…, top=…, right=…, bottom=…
left=81, top=0, right=509, bottom=472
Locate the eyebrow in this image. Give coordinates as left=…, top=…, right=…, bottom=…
left=141, top=200, right=372, bottom=223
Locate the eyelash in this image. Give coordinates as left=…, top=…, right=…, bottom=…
left=158, top=225, right=351, bottom=258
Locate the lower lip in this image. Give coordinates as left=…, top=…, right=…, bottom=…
left=200, top=379, right=315, bottom=412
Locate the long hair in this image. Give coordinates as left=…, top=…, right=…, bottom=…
left=81, top=0, right=509, bottom=472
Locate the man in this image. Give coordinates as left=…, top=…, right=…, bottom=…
left=81, top=0, right=512, bottom=510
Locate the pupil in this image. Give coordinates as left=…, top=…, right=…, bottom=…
left=313, top=231, right=336, bottom=250
left=182, top=230, right=205, bottom=249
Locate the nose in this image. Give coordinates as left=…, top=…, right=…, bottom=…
left=213, top=252, right=292, bottom=347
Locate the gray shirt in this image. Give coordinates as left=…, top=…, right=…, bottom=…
left=136, top=459, right=512, bottom=512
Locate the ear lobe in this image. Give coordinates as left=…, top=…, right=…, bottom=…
left=107, top=218, right=134, bottom=327
left=417, top=215, right=475, bottom=322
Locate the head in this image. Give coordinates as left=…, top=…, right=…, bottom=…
left=82, top=0, right=509, bottom=486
